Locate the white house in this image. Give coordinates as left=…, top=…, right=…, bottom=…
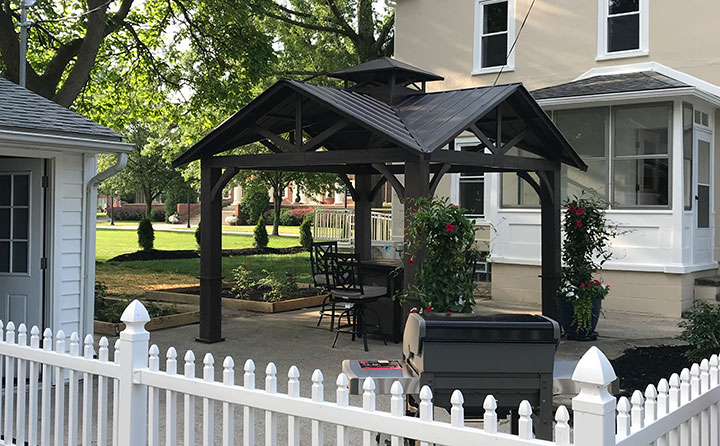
left=0, top=77, right=132, bottom=338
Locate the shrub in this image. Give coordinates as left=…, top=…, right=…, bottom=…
left=231, top=265, right=253, bottom=299
left=195, top=222, right=201, bottom=246
left=240, top=188, right=270, bottom=224
left=299, top=217, right=313, bottom=249
left=290, top=207, right=313, bottom=224
left=110, top=208, right=144, bottom=221
left=678, top=300, right=720, bottom=362
left=254, top=216, right=268, bottom=248
left=257, top=269, right=297, bottom=302
left=150, top=208, right=165, bottom=222
left=137, top=218, right=154, bottom=251
left=278, top=209, right=294, bottom=226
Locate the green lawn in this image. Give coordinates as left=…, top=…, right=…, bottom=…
left=96, top=228, right=300, bottom=261
left=97, top=221, right=301, bottom=234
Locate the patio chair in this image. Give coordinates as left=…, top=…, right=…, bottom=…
left=311, top=241, right=349, bottom=330
left=329, top=253, right=387, bottom=352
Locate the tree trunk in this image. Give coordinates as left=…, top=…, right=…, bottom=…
left=272, top=188, right=282, bottom=236
left=145, top=188, right=153, bottom=218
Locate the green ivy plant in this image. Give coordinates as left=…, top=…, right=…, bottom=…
left=231, top=266, right=253, bottom=300
left=558, top=195, right=618, bottom=331
left=678, top=300, right=720, bottom=362
left=404, top=197, right=480, bottom=313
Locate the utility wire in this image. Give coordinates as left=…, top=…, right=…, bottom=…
left=493, top=0, right=537, bottom=86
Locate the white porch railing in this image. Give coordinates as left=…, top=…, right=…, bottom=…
left=0, top=300, right=717, bottom=445
left=313, top=208, right=392, bottom=244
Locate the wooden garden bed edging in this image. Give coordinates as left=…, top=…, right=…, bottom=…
left=94, top=302, right=200, bottom=336
left=144, top=287, right=327, bottom=313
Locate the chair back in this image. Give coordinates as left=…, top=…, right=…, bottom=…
left=310, top=241, right=338, bottom=287
left=330, top=253, right=364, bottom=293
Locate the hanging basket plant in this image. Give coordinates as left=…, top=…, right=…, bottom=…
left=404, top=197, right=481, bottom=314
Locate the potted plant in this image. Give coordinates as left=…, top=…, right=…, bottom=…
left=557, top=195, right=618, bottom=340
left=404, top=197, right=481, bottom=314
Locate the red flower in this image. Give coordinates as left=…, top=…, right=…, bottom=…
left=445, top=223, right=456, bottom=233
left=579, top=283, right=586, bottom=288
left=447, top=310, right=452, bottom=314
left=425, top=305, right=433, bottom=313
left=410, top=308, right=419, bottom=314
left=569, top=205, right=576, bottom=212
left=576, top=220, right=583, bottom=227
left=409, top=256, right=414, bottom=264
left=576, top=207, right=585, bottom=216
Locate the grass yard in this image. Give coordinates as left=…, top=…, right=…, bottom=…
left=96, top=228, right=300, bottom=261
left=97, top=221, right=301, bottom=235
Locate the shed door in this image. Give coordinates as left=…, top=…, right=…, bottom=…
left=0, top=158, right=44, bottom=329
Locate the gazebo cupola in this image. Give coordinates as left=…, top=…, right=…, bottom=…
left=328, top=57, right=444, bottom=104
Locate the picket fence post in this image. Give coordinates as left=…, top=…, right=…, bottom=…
left=572, top=346, right=618, bottom=446
left=117, top=300, right=150, bottom=446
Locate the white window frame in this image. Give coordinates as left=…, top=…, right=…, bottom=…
left=451, top=140, right=488, bottom=221
left=597, top=0, right=649, bottom=61
left=472, top=0, right=515, bottom=75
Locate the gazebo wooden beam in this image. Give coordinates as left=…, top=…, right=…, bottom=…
left=371, top=162, right=405, bottom=200
left=198, top=160, right=224, bottom=343
left=205, top=148, right=413, bottom=170
left=430, top=150, right=558, bottom=171
left=211, top=167, right=239, bottom=201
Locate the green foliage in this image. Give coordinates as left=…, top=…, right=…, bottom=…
left=256, top=269, right=298, bottom=303
left=150, top=209, right=165, bottom=222
left=241, top=187, right=270, bottom=224
left=231, top=266, right=254, bottom=299
left=299, top=217, right=313, bottom=249
left=254, top=216, right=269, bottom=248
left=404, top=197, right=480, bottom=313
left=679, top=301, right=720, bottom=362
left=137, top=218, right=155, bottom=251
left=558, top=195, right=619, bottom=331
left=195, top=222, right=201, bottom=246
left=163, top=176, right=197, bottom=220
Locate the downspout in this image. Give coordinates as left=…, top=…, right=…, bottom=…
left=81, top=153, right=128, bottom=337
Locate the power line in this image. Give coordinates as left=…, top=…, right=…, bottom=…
left=493, top=0, right=538, bottom=86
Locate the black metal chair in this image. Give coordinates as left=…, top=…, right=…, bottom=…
left=329, top=253, right=387, bottom=351
left=311, top=241, right=348, bottom=330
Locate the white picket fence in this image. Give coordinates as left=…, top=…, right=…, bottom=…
left=313, top=209, right=392, bottom=244
left=0, top=300, right=718, bottom=445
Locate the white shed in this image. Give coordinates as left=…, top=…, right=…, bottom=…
left=0, top=77, right=132, bottom=338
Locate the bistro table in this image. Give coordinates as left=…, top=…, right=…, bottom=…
left=359, top=258, right=405, bottom=343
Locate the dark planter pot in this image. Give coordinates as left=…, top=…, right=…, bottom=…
left=556, top=297, right=602, bottom=341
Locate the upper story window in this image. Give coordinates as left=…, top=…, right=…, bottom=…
left=473, top=0, right=515, bottom=74
left=597, top=0, right=648, bottom=60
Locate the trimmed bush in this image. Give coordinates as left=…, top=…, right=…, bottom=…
left=109, top=208, right=145, bottom=221
left=279, top=209, right=294, bottom=226
left=150, top=208, right=165, bottom=222
left=137, top=218, right=155, bottom=251
left=195, top=222, right=201, bottom=246
left=299, top=217, right=313, bottom=249
left=253, top=216, right=268, bottom=248
left=240, top=188, right=270, bottom=224
left=290, top=207, right=313, bottom=224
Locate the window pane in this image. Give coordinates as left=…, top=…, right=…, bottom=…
left=609, top=0, right=639, bottom=14
left=698, top=185, right=710, bottom=228
left=555, top=108, right=607, bottom=158
left=0, top=208, right=8, bottom=239
left=562, top=159, right=607, bottom=201
left=460, top=180, right=484, bottom=216
left=699, top=140, right=710, bottom=184
left=13, top=208, right=28, bottom=240
left=483, top=1, right=508, bottom=33
left=683, top=104, right=693, bottom=209
left=12, top=241, right=27, bottom=273
left=502, top=173, right=519, bottom=206
left=0, top=175, right=9, bottom=206
left=614, top=104, right=670, bottom=156
left=0, top=241, right=8, bottom=272
left=613, top=158, right=669, bottom=206
left=13, top=175, right=29, bottom=207
left=482, top=34, right=508, bottom=68
left=521, top=174, right=540, bottom=205
left=684, top=159, right=692, bottom=210
left=608, top=14, right=640, bottom=52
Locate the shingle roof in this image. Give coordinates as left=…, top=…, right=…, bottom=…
left=531, top=72, right=690, bottom=100
left=0, top=77, right=123, bottom=141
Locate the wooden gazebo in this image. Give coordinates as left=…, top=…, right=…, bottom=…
left=173, top=58, right=586, bottom=343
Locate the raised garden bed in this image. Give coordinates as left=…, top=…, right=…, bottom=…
left=145, top=285, right=327, bottom=313
left=94, top=300, right=200, bottom=336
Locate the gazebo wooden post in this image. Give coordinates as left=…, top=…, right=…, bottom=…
left=402, top=158, right=430, bottom=308
left=354, top=174, right=373, bottom=260
left=198, top=159, right=224, bottom=343
left=539, top=168, right=561, bottom=321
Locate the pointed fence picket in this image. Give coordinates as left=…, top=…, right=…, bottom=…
left=1, top=300, right=720, bottom=446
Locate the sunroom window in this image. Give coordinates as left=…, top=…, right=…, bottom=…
left=473, top=0, right=514, bottom=73
left=598, top=0, right=648, bottom=59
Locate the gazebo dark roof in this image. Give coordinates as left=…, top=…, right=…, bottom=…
left=173, top=58, right=585, bottom=344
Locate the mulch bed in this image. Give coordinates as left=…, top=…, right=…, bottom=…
left=175, top=285, right=322, bottom=302
left=610, top=345, right=692, bottom=397
left=107, top=246, right=306, bottom=262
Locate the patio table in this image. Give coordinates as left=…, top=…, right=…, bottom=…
left=359, top=259, right=404, bottom=343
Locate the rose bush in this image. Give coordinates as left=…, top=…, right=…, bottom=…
left=404, top=197, right=481, bottom=313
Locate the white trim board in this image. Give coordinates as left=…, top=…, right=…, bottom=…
left=0, top=129, right=133, bottom=154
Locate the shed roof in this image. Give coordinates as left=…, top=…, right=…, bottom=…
left=0, top=77, right=123, bottom=141
left=531, top=71, right=689, bottom=100
left=328, top=57, right=444, bottom=84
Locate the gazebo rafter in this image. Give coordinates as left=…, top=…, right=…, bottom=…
left=173, top=57, right=586, bottom=343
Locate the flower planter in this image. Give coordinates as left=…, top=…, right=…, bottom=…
left=144, top=286, right=327, bottom=313
left=555, top=297, right=602, bottom=341
left=94, top=302, right=200, bottom=336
